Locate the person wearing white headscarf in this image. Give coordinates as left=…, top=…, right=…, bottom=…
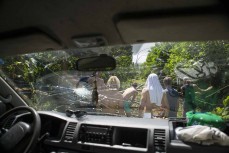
left=146, top=73, right=164, bottom=106
left=139, top=73, right=169, bottom=118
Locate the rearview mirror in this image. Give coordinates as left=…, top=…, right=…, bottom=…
left=76, top=54, right=116, bottom=71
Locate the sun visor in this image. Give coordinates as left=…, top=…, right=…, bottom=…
left=0, top=32, right=62, bottom=56
left=117, top=13, right=229, bottom=43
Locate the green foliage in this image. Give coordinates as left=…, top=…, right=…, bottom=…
left=145, top=40, right=229, bottom=80
left=1, top=51, right=81, bottom=109
left=223, top=96, right=229, bottom=107
left=137, top=63, right=152, bottom=80
left=144, top=40, right=228, bottom=112
left=104, top=45, right=136, bottom=89
left=145, top=42, right=205, bottom=78
left=214, top=96, right=229, bottom=121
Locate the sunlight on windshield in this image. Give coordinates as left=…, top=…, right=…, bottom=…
left=0, top=41, right=228, bottom=120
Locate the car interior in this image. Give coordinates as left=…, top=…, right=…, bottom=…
left=0, top=0, right=229, bottom=153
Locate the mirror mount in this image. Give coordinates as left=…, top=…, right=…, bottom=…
left=92, top=74, right=99, bottom=106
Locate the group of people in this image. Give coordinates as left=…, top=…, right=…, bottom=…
left=76, top=72, right=120, bottom=91
left=123, top=73, right=212, bottom=118
left=123, top=73, right=179, bottom=118
left=76, top=71, right=212, bottom=118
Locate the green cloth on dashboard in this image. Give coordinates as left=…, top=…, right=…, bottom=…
left=186, top=111, right=226, bottom=131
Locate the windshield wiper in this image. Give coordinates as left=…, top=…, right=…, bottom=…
left=65, top=109, right=122, bottom=118
left=87, top=112, right=122, bottom=117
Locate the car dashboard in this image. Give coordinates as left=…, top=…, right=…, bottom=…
left=39, top=111, right=166, bottom=153
left=34, top=111, right=229, bottom=153
left=2, top=111, right=229, bottom=153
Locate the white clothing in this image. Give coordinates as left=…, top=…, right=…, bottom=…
left=143, top=113, right=151, bottom=119
left=175, top=125, right=229, bottom=146
left=145, top=73, right=163, bottom=106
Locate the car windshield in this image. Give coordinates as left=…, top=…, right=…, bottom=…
left=0, top=41, right=228, bottom=119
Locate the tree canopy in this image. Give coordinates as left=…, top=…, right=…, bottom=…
left=144, top=40, right=229, bottom=112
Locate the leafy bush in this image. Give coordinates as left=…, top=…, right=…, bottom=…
left=214, top=96, right=229, bottom=121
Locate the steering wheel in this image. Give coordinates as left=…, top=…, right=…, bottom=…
left=0, top=106, right=41, bottom=153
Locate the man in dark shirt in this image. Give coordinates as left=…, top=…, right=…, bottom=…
left=163, top=77, right=180, bottom=117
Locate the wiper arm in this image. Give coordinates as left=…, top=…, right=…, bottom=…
left=87, top=112, right=122, bottom=117
left=65, top=109, right=122, bottom=118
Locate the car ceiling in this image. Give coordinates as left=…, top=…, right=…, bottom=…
left=0, top=0, right=228, bottom=56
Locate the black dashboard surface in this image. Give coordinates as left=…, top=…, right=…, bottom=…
left=38, top=111, right=229, bottom=153
left=38, top=111, right=168, bottom=153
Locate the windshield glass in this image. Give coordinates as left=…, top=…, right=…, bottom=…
left=0, top=41, right=228, bottom=119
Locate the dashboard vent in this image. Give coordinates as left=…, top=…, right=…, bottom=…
left=63, top=122, right=77, bottom=143
left=154, top=129, right=166, bottom=153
